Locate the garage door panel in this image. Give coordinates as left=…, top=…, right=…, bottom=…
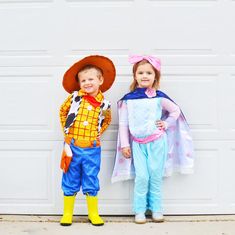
left=164, top=147, right=219, bottom=201
left=221, top=145, right=235, bottom=204
left=0, top=76, right=52, bottom=129
left=163, top=74, right=218, bottom=128
left=225, top=74, right=235, bottom=131
left=0, top=142, right=55, bottom=204
left=0, top=67, right=65, bottom=141
left=0, top=150, right=50, bottom=200
left=0, top=141, right=62, bottom=214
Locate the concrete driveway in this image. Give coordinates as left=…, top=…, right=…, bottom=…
left=1, top=215, right=235, bottom=235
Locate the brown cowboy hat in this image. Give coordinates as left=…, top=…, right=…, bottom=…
left=63, top=55, right=116, bottom=93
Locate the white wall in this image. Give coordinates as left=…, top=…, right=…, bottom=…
left=0, top=0, right=235, bottom=214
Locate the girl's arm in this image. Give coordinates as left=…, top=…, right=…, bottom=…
left=161, top=98, right=181, bottom=129
left=119, top=101, right=132, bottom=158
left=119, top=101, right=130, bottom=148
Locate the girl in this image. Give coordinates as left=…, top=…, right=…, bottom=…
left=112, top=55, right=194, bottom=224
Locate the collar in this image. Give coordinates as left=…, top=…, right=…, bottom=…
left=78, top=89, right=104, bottom=108
left=121, top=88, right=157, bottom=100
left=120, top=88, right=173, bottom=102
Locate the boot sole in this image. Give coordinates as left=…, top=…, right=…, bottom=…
left=88, top=219, right=104, bottom=226
left=60, top=223, right=72, bottom=226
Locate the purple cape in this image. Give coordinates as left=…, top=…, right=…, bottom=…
left=111, top=88, right=194, bottom=183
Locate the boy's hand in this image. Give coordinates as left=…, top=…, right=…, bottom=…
left=60, top=143, right=73, bottom=173
left=121, top=147, right=132, bottom=159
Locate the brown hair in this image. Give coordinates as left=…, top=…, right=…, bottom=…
left=129, top=60, right=161, bottom=91
left=76, top=65, right=103, bottom=82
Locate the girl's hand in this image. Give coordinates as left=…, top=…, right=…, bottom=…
left=121, top=147, right=132, bottom=159
left=156, top=120, right=167, bottom=130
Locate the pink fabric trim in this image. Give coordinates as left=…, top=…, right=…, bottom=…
left=132, top=129, right=164, bottom=144
left=145, top=88, right=156, bottom=98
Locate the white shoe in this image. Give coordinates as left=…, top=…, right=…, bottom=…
left=135, top=213, right=146, bottom=224
left=152, top=212, right=164, bottom=222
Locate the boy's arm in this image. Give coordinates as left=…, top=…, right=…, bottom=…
left=100, top=107, right=111, bottom=135
left=59, top=94, right=72, bottom=132
left=59, top=94, right=73, bottom=173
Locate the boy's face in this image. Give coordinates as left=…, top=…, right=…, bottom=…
left=78, top=68, right=104, bottom=96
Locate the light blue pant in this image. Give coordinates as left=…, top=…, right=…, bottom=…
left=132, top=134, right=167, bottom=213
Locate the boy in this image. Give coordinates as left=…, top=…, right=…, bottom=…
left=59, top=55, right=116, bottom=226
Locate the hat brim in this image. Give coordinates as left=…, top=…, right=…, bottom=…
left=63, top=55, right=116, bottom=93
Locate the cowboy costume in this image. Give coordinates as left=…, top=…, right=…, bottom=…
left=60, top=55, right=115, bottom=226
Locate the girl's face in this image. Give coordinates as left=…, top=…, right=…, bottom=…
left=134, top=63, right=156, bottom=89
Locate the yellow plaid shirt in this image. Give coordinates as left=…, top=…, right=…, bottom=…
left=60, top=90, right=111, bottom=141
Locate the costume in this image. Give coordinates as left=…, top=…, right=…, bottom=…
left=112, top=88, right=194, bottom=181
left=111, top=54, right=194, bottom=220
left=60, top=89, right=111, bottom=196
left=111, top=87, right=194, bottom=214
left=59, top=55, right=116, bottom=226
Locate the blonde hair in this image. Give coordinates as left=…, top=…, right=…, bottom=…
left=76, top=65, right=103, bottom=82
left=129, top=60, right=161, bottom=91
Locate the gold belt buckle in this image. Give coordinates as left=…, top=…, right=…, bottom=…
left=65, top=137, right=100, bottom=148
left=75, top=139, right=91, bottom=148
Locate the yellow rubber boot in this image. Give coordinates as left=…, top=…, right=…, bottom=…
left=86, top=195, right=104, bottom=226
left=60, top=195, right=75, bottom=226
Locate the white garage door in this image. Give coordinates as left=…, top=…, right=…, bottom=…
left=0, top=0, right=234, bottom=215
